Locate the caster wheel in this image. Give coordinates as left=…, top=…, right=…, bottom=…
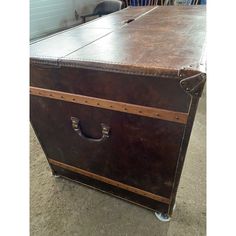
left=154, top=203, right=176, bottom=222
left=173, top=203, right=176, bottom=211
left=155, top=212, right=171, bottom=222
left=51, top=173, right=60, bottom=178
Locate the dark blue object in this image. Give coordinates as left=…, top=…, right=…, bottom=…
left=201, top=0, right=206, bottom=4
left=141, top=0, right=150, bottom=5
left=131, top=0, right=150, bottom=6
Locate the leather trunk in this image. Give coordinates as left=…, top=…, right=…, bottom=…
left=30, top=5, right=206, bottom=217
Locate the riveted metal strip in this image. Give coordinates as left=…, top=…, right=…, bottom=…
left=30, top=86, right=188, bottom=124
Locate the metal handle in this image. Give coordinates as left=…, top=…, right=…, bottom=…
left=71, top=117, right=110, bottom=142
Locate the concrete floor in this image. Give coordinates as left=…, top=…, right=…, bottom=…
left=30, top=92, right=206, bottom=236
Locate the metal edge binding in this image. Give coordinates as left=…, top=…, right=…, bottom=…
left=179, top=71, right=206, bottom=97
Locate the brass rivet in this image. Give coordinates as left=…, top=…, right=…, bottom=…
left=176, top=116, right=179, bottom=120
left=156, top=113, right=160, bottom=116
left=85, top=101, right=88, bottom=103
left=110, top=106, right=113, bottom=108
left=124, top=108, right=127, bottom=110
left=97, top=103, right=100, bottom=105
left=72, top=99, right=75, bottom=101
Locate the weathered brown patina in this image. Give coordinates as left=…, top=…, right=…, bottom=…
left=30, top=5, right=206, bottom=217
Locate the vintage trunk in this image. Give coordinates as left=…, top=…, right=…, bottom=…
left=30, top=5, right=206, bottom=219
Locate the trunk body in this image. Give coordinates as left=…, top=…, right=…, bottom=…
left=30, top=5, right=206, bottom=216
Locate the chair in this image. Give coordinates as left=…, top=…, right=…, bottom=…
left=81, top=0, right=123, bottom=23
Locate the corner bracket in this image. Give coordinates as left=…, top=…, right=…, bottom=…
left=180, top=73, right=206, bottom=97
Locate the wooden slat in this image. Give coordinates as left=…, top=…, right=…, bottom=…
left=30, top=86, right=188, bottom=124
left=49, top=158, right=171, bottom=204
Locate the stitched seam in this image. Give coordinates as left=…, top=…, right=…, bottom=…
left=31, top=56, right=179, bottom=78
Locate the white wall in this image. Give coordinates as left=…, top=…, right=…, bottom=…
left=30, top=0, right=101, bottom=40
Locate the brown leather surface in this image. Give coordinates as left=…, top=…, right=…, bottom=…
left=51, top=165, right=170, bottom=214
left=30, top=65, right=191, bottom=112
left=30, top=28, right=111, bottom=58
left=30, top=6, right=155, bottom=59
left=30, top=6, right=206, bottom=76
left=80, top=6, right=155, bottom=29
left=30, top=96, right=185, bottom=198
left=30, top=6, right=206, bottom=214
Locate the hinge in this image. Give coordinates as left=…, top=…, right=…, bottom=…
left=180, top=72, right=206, bottom=97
